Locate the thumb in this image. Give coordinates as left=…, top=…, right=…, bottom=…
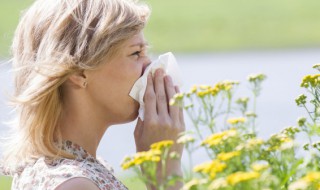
left=134, top=117, right=143, bottom=139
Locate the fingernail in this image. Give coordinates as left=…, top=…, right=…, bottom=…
left=156, top=68, right=163, bottom=75
left=165, top=75, right=173, bottom=83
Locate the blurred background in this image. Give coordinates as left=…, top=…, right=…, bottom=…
left=1, top=0, right=320, bottom=189
left=1, top=0, right=320, bottom=57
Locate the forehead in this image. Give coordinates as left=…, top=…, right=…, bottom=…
left=126, top=32, right=147, bottom=47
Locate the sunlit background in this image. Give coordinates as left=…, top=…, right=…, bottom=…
left=1, top=0, right=320, bottom=189
left=1, top=0, right=320, bottom=57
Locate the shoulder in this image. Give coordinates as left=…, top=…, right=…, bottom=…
left=55, top=177, right=100, bottom=190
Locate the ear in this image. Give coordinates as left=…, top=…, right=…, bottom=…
left=68, top=70, right=87, bottom=88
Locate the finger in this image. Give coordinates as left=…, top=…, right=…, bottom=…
left=175, top=86, right=185, bottom=126
left=165, top=75, right=179, bottom=120
left=154, top=69, right=169, bottom=115
left=144, top=73, right=156, bottom=120
left=134, top=118, right=143, bottom=139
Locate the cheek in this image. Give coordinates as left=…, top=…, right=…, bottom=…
left=121, top=66, right=143, bottom=92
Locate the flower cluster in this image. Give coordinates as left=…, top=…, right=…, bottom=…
left=227, top=117, right=246, bottom=125
left=185, top=80, right=240, bottom=98
left=289, top=172, right=320, bottom=190
left=122, top=65, right=320, bottom=190
left=295, top=94, right=307, bottom=106
left=121, top=149, right=161, bottom=170
left=121, top=140, right=174, bottom=170
left=201, top=129, right=238, bottom=148
left=300, top=74, right=320, bottom=88
left=121, top=140, right=178, bottom=189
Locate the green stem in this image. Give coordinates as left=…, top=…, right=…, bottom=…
left=252, top=91, right=257, bottom=134
left=186, top=109, right=204, bottom=140
left=187, top=148, right=193, bottom=181
left=223, top=93, right=232, bottom=129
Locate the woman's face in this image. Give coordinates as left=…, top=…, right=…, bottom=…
left=86, top=31, right=150, bottom=125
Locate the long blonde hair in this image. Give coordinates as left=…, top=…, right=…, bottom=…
left=1, top=0, right=150, bottom=173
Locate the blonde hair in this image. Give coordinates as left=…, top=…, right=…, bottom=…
left=1, top=0, right=150, bottom=173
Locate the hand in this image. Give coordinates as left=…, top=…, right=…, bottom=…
left=134, top=68, right=185, bottom=155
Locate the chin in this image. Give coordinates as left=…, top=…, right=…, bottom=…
left=117, top=111, right=138, bottom=124
left=128, top=111, right=139, bottom=121
left=120, top=103, right=139, bottom=123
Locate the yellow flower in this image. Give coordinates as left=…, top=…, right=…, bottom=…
left=288, top=172, right=320, bottom=190
left=190, top=85, right=198, bottom=93
left=301, top=74, right=320, bottom=88
left=121, top=149, right=161, bottom=170
left=173, top=93, right=184, bottom=100
left=209, top=178, right=228, bottom=190
left=217, top=151, right=241, bottom=161
left=247, top=138, right=264, bottom=147
left=267, top=133, right=294, bottom=151
left=210, top=87, right=220, bottom=96
left=279, top=140, right=294, bottom=150
left=251, top=162, right=269, bottom=172
left=214, top=80, right=239, bottom=92
left=193, top=161, right=212, bottom=173
left=193, top=160, right=227, bottom=179
left=200, top=85, right=211, bottom=90
left=227, top=171, right=260, bottom=185
left=182, top=179, right=208, bottom=190
left=170, top=93, right=184, bottom=106
left=169, top=99, right=176, bottom=106
left=197, top=90, right=211, bottom=98
left=236, top=138, right=264, bottom=151
left=202, top=129, right=237, bottom=147
left=302, top=172, right=320, bottom=183
left=121, top=160, right=135, bottom=170
left=227, top=117, right=246, bottom=125
left=177, top=134, right=195, bottom=144
left=150, top=140, right=174, bottom=151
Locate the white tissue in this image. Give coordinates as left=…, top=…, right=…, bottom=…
left=129, top=52, right=183, bottom=120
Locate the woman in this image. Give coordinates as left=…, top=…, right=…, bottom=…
left=0, top=0, right=185, bottom=189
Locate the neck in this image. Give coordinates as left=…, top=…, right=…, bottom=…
left=59, top=90, right=111, bottom=158
left=60, top=121, right=106, bottom=158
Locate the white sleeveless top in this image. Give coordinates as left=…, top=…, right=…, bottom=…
left=1, top=141, right=128, bottom=190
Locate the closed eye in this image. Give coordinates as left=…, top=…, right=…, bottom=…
left=131, top=51, right=141, bottom=57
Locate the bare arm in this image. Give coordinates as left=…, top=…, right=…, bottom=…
left=55, top=177, right=100, bottom=190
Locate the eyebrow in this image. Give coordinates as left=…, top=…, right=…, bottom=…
left=129, top=42, right=149, bottom=48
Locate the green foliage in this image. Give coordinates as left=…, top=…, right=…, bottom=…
left=1, top=0, right=320, bottom=57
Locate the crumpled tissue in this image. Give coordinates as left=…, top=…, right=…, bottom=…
left=129, top=52, right=183, bottom=120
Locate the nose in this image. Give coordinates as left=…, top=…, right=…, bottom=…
left=142, top=56, right=151, bottom=75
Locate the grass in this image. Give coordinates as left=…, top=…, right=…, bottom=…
left=119, top=174, right=147, bottom=189
left=144, top=0, right=320, bottom=53
left=0, top=0, right=34, bottom=58
left=0, top=174, right=145, bottom=190
left=1, top=0, right=320, bottom=57
left=0, top=176, right=12, bottom=190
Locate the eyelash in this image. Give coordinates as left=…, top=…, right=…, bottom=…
left=131, top=51, right=142, bottom=57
